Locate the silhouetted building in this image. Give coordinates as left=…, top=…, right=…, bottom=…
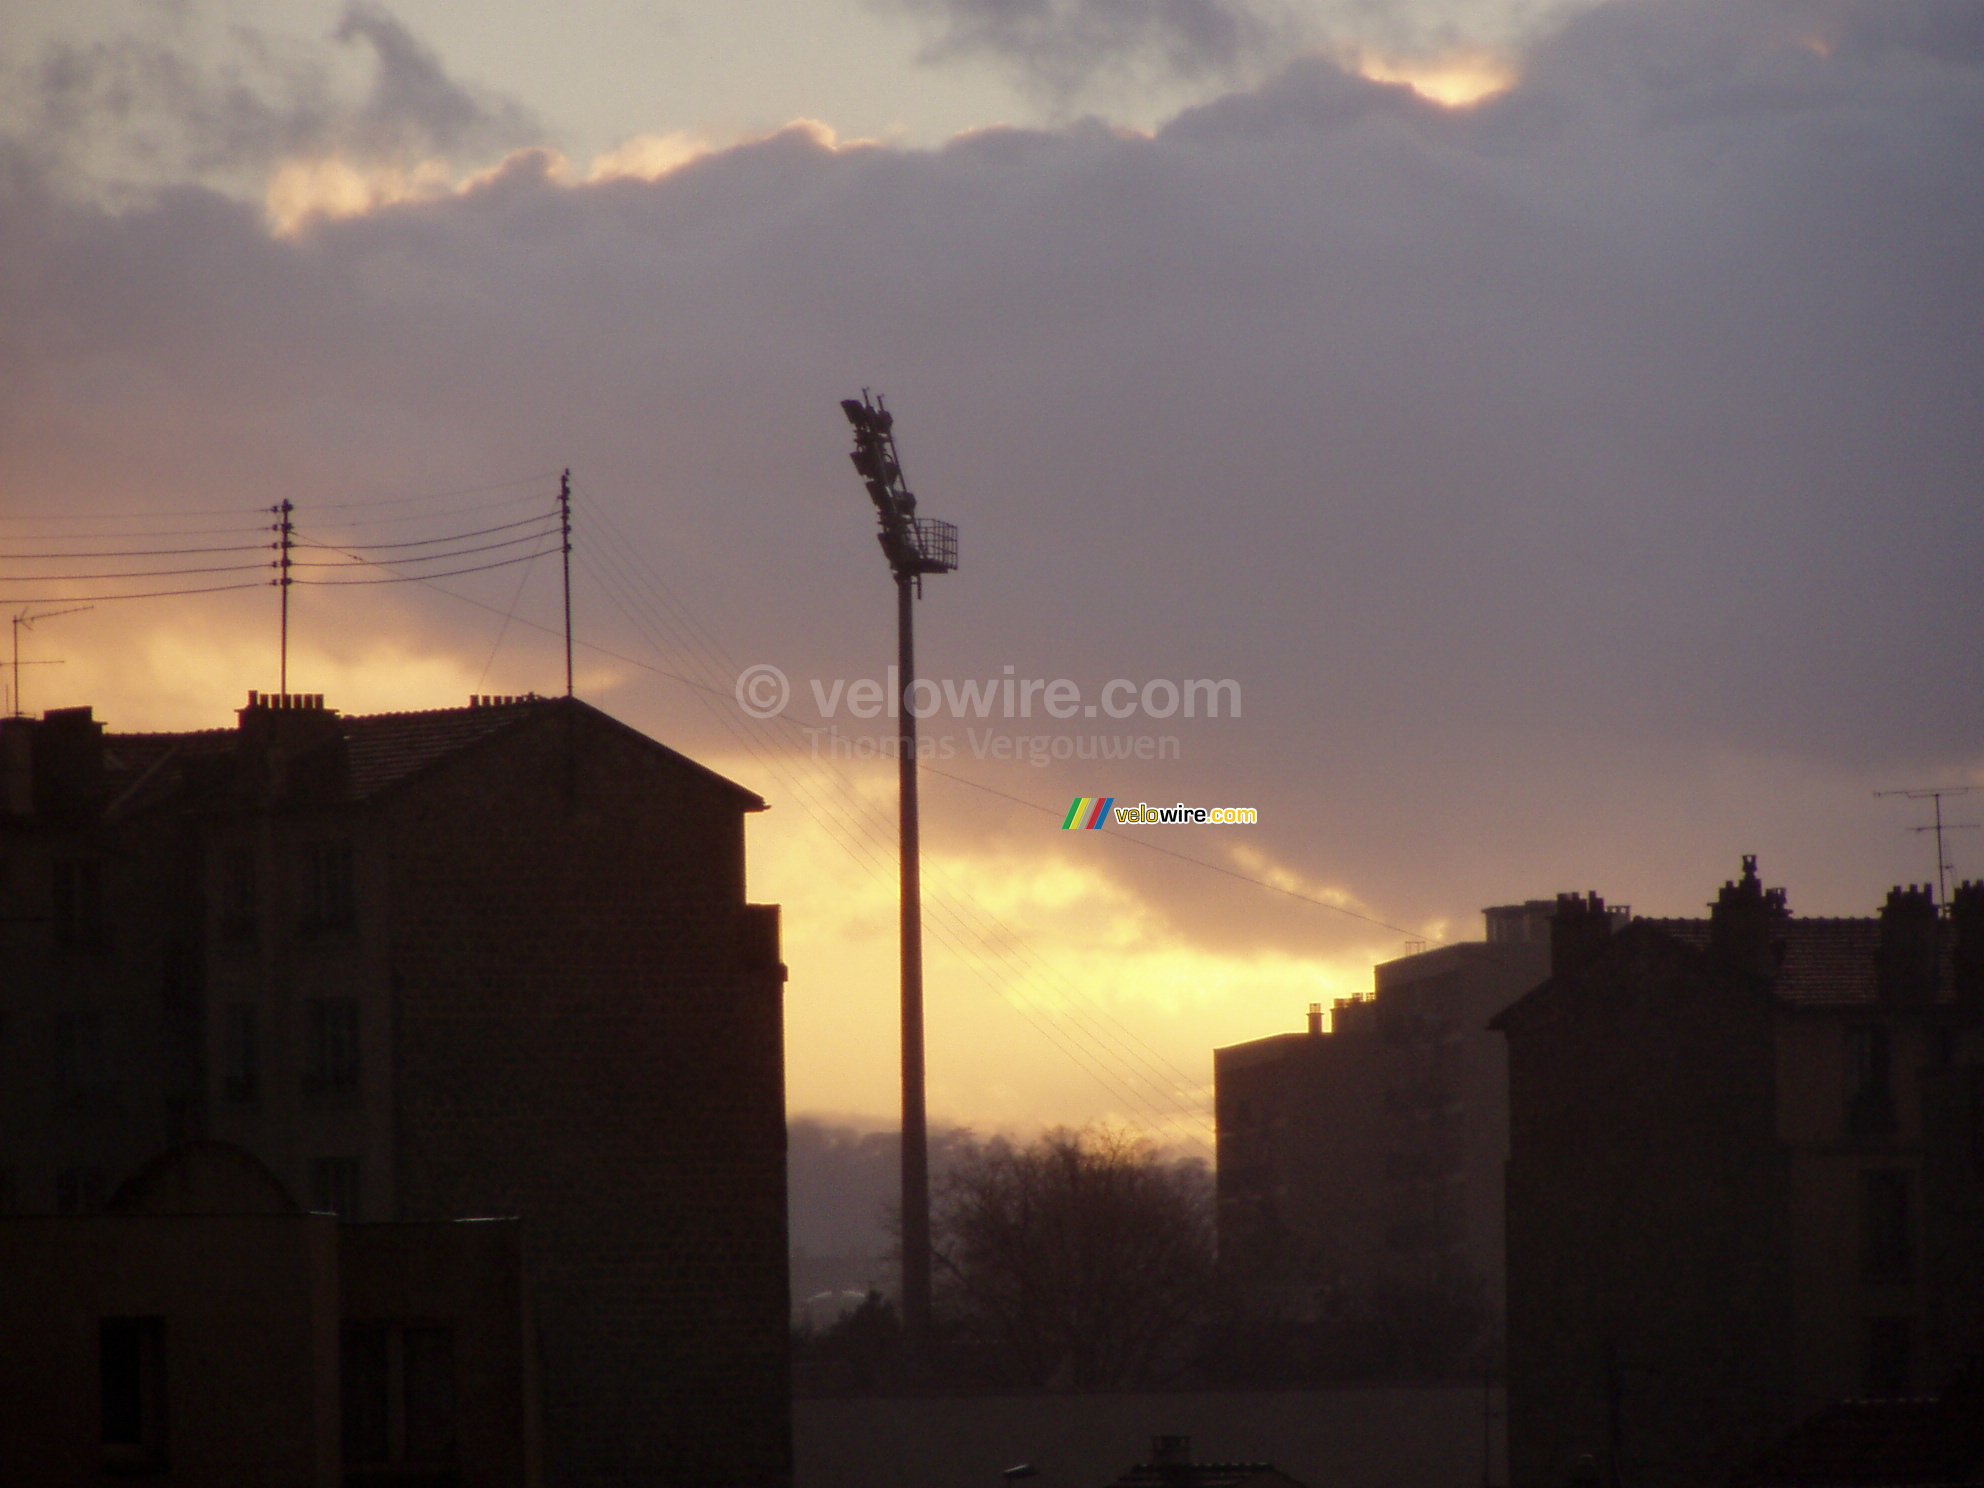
left=1732, top=1368, right=1984, bottom=1488
left=0, top=693, right=790, bottom=1487
left=1492, top=860, right=1984, bottom=1488
left=0, top=1140, right=540, bottom=1486
left=1213, top=903, right=1556, bottom=1374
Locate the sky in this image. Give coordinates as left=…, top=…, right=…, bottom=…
left=3, top=0, right=1982, bottom=1169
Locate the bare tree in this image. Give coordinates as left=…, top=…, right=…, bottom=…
left=931, top=1126, right=1214, bottom=1389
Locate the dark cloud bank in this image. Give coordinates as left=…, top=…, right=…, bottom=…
left=3, top=0, right=1981, bottom=940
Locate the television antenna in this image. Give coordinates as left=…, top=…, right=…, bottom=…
left=10, top=606, right=93, bottom=718
left=1875, top=785, right=1980, bottom=909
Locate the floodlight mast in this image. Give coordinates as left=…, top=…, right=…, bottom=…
left=841, top=391, right=958, bottom=1370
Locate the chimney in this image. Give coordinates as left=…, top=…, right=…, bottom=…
left=1951, top=881, right=1983, bottom=1007
left=1550, top=891, right=1613, bottom=979
left=1149, top=1437, right=1191, bottom=1468
left=235, top=691, right=347, bottom=803
left=31, top=706, right=106, bottom=818
left=1307, top=1002, right=1323, bottom=1036
left=1877, top=884, right=1941, bottom=1008
left=1707, top=854, right=1788, bottom=980
left=1, top=716, right=32, bottom=816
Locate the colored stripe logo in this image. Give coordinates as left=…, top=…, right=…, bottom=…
left=1062, top=797, right=1114, bottom=830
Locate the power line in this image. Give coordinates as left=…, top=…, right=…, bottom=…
left=0, top=560, right=277, bottom=582
left=289, top=526, right=560, bottom=568
left=917, top=767, right=1438, bottom=943
left=0, top=541, right=276, bottom=559
left=0, top=506, right=266, bottom=523
left=292, top=546, right=562, bottom=586
left=292, top=511, right=558, bottom=551
left=306, top=471, right=563, bottom=512
left=572, top=489, right=1218, bottom=1144
left=0, top=580, right=270, bottom=604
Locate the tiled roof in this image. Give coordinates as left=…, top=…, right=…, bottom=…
left=340, top=701, right=544, bottom=799
left=98, top=698, right=762, bottom=812
left=100, top=729, right=235, bottom=818
left=1641, top=916, right=1885, bottom=1006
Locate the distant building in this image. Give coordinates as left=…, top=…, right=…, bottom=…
left=1213, top=903, right=1556, bottom=1373
left=0, top=693, right=790, bottom=1487
left=1492, top=859, right=1984, bottom=1488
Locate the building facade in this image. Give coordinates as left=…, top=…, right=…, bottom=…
left=1493, top=861, right=1984, bottom=1488
left=0, top=693, right=790, bottom=1487
left=1213, top=903, right=1555, bottom=1375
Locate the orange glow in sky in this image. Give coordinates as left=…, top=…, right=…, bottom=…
left=1355, top=51, right=1518, bottom=108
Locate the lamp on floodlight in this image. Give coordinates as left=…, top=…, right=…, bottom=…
left=839, top=389, right=955, bottom=1373
left=841, top=394, right=958, bottom=586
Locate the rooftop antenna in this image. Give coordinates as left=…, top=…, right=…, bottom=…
left=10, top=606, right=92, bottom=718
left=840, top=390, right=958, bottom=1370
left=1876, top=785, right=1980, bottom=910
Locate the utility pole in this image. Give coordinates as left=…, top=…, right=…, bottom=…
left=841, top=392, right=958, bottom=1368
left=1876, top=786, right=1980, bottom=909
left=10, top=606, right=91, bottom=717
left=273, top=499, right=294, bottom=695
left=560, top=470, right=574, bottom=699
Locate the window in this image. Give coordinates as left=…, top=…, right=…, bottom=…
left=1864, top=1316, right=1911, bottom=1398
left=343, top=1324, right=458, bottom=1468
left=305, top=998, right=359, bottom=1091
left=222, top=1005, right=257, bottom=1103
left=58, top=1166, right=107, bottom=1214
left=403, top=1328, right=458, bottom=1464
left=52, top=859, right=106, bottom=948
left=101, top=1317, right=166, bottom=1473
left=301, top=841, right=354, bottom=935
left=1862, top=1169, right=1913, bottom=1281
left=220, top=847, right=257, bottom=943
left=311, top=1156, right=360, bottom=1220
left=1846, top=1025, right=1896, bottom=1136
left=1970, top=1066, right=1984, bottom=1174
left=56, top=1011, right=109, bottom=1093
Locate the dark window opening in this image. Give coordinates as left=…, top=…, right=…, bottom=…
left=305, top=998, right=359, bottom=1092
left=221, top=847, right=257, bottom=943
left=1846, top=1025, right=1896, bottom=1137
left=52, top=859, right=106, bottom=948
left=343, top=1323, right=458, bottom=1471
left=223, top=1005, right=258, bottom=1103
left=1864, top=1316, right=1911, bottom=1398
left=311, top=1156, right=361, bottom=1221
left=1862, top=1169, right=1913, bottom=1282
left=343, top=1325, right=391, bottom=1465
left=403, top=1328, right=458, bottom=1464
left=55, top=1010, right=109, bottom=1093
left=58, top=1166, right=107, bottom=1214
left=301, top=841, right=355, bottom=935
left=1970, top=1067, right=1984, bottom=1175
left=101, top=1316, right=166, bottom=1474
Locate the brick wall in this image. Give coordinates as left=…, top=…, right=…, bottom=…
left=379, top=706, right=790, bottom=1488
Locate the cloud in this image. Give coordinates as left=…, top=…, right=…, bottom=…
left=885, top=0, right=1285, bottom=99
left=3, top=0, right=1982, bottom=1124
left=0, top=2, right=536, bottom=201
